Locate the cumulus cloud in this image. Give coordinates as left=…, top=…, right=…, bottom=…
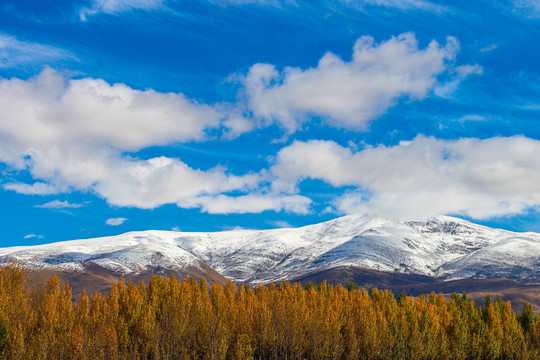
left=181, top=193, right=311, bottom=214
left=106, top=217, right=128, bottom=226
left=271, top=136, right=540, bottom=219
left=92, top=157, right=261, bottom=209
left=239, top=33, right=459, bottom=132
left=80, top=0, right=164, bottom=20
left=0, top=35, right=486, bottom=218
left=0, top=33, right=74, bottom=69
left=0, top=69, right=281, bottom=212
left=0, top=68, right=241, bottom=152
left=36, top=200, right=84, bottom=209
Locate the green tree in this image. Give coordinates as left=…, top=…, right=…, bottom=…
left=346, top=281, right=359, bottom=292
left=0, top=314, right=8, bottom=357
left=519, top=302, right=537, bottom=333
left=397, top=291, right=406, bottom=306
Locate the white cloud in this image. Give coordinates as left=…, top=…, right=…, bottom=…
left=512, top=0, right=540, bottom=18
left=271, top=220, right=293, bottom=228
left=3, top=182, right=60, bottom=195
left=106, top=217, right=128, bottom=226
left=181, top=193, right=311, bottom=214
left=0, top=68, right=241, bottom=151
left=480, top=44, right=498, bottom=53
left=36, top=200, right=84, bottom=209
left=80, top=0, right=164, bottom=20
left=24, top=234, right=43, bottom=239
left=172, top=226, right=181, bottom=232
left=0, top=69, right=274, bottom=212
left=207, top=0, right=297, bottom=6
left=92, top=157, right=262, bottom=209
left=271, top=136, right=540, bottom=219
left=240, top=33, right=460, bottom=132
left=342, top=0, right=443, bottom=12
left=210, top=0, right=442, bottom=11
left=0, top=35, right=487, bottom=218
left=0, top=69, right=310, bottom=215
left=0, top=33, right=74, bottom=69
left=456, top=114, right=487, bottom=123
left=434, top=64, right=483, bottom=98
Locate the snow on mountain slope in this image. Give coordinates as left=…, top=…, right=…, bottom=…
left=1, top=214, right=540, bottom=283
left=0, top=232, right=201, bottom=274
left=439, top=235, right=540, bottom=282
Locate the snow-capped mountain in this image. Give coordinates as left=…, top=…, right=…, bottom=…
left=2, top=214, right=540, bottom=284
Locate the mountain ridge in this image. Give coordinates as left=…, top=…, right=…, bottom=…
left=2, top=214, right=539, bottom=285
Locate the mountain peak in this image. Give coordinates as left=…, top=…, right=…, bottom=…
left=1, top=214, right=539, bottom=284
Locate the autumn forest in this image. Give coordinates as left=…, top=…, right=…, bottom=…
left=0, top=264, right=539, bottom=359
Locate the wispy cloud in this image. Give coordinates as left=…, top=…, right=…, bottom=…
left=512, top=0, right=540, bottom=18
left=434, top=64, right=483, bottom=98
left=24, top=234, right=43, bottom=239
left=210, top=0, right=443, bottom=12
left=36, top=200, right=84, bottom=209
left=206, top=0, right=297, bottom=6
left=80, top=0, right=165, bottom=20
left=341, top=0, right=444, bottom=12
left=455, top=114, right=488, bottom=123
left=480, top=44, right=498, bottom=53
left=78, top=0, right=443, bottom=21
left=106, top=217, right=128, bottom=226
left=3, top=182, right=60, bottom=195
left=0, top=33, right=74, bottom=69
left=222, top=225, right=248, bottom=231
left=271, top=220, right=293, bottom=228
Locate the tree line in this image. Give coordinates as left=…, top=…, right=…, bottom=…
left=0, top=263, right=539, bottom=359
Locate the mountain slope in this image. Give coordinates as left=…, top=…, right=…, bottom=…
left=2, top=214, right=540, bottom=285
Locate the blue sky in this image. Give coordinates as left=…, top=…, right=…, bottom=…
left=1, top=0, right=540, bottom=246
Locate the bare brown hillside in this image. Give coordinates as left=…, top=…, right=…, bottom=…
left=24, top=261, right=228, bottom=299
left=293, top=266, right=540, bottom=313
